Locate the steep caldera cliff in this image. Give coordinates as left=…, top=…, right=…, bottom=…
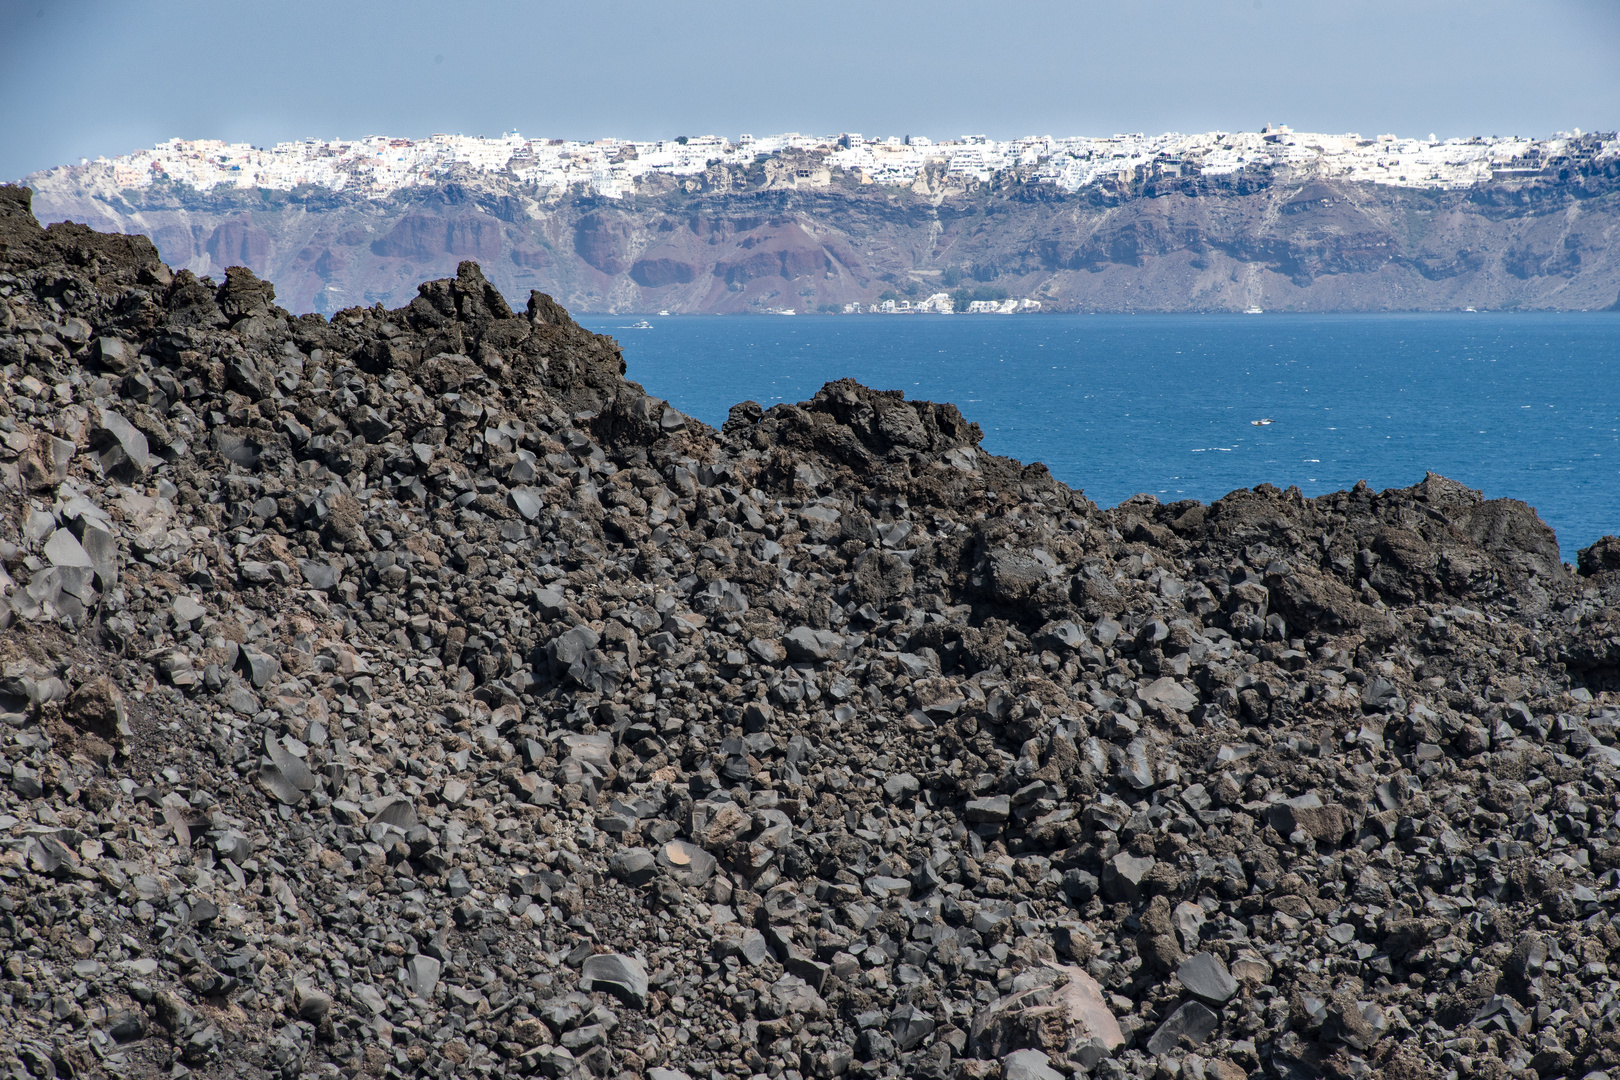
left=25, top=160, right=1620, bottom=314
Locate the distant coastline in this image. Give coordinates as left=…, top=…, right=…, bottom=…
left=612, top=305, right=1620, bottom=317
left=23, top=125, right=1620, bottom=317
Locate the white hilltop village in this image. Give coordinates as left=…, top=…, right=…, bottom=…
left=31, top=124, right=1620, bottom=314
left=60, top=125, right=1618, bottom=200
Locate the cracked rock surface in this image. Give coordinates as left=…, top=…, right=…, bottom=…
left=1, top=183, right=1620, bottom=1080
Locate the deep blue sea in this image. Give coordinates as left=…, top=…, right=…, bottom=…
left=576, top=313, right=1620, bottom=556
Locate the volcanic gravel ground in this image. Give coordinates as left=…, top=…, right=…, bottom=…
left=1, top=183, right=1619, bottom=1080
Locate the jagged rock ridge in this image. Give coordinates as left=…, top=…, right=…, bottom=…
left=0, top=182, right=1619, bottom=1080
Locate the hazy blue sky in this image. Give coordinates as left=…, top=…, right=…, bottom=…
left=4, top=0, right=1618, bottom=181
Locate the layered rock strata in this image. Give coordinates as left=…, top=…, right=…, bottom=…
left=25, top=166, right=1620, bottom=314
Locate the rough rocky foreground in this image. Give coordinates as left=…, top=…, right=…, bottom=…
left=1, top=181, right=1619, bottom=1080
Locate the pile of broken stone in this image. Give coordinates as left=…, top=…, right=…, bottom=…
left=1, top=181, right=1620, bottom=1080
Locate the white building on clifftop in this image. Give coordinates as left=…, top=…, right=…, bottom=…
left=42, top=126, right=1620, bottom=202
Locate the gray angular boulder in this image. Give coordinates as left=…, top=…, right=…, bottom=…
left=1137, top=676, right=1198, bottom=713
left=782, top=626, right=844, bottom=663
left=1002, top=1049, right=1065, bottom=1080
left=405, top=953, right=441, bottom=998
left=1146, top=1000, right=1219, bottom=1055
left=609, top=847, right=657, bottom=887
left=1102, top=851, right=1155, bottom=903
left=965, top=794, right=1010, bottom=824
left=1177, top=952, right=1239, bottom=1004
left=93, top=408, right=151, bottom=475
left=580, top=952, right=648, bottom=1007
left=508, top=486, right=544, bottom=520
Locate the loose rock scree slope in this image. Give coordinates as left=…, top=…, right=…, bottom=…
left=1, top=182, right=1619, bottom=1080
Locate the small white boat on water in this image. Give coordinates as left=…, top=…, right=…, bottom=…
left=621, top=320, right=653, bottom=329
left=657, top=310, right=670, bottom=316
left=1251, top=418, right=1275, bottom=426
left=1244, top=306, right=1263, bottom=314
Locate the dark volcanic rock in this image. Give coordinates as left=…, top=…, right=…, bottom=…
left=1176, top=952, right=1239, bottom=1005
left=0, top=183, right=1616, bottom=1080
left=1147, top=1000, right=1221, bottom=1055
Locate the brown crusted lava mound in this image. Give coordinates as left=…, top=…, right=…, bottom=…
left=0, top=181, right=1619, bottom=1080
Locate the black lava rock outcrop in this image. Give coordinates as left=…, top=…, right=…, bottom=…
left=1, top=182, right=1619, bottom=1080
